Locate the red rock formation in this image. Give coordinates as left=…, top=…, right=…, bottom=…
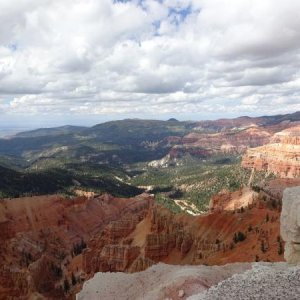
left=168, top=127, right=272, bottom=159
left=0, top=193, right=153, bottom=299
left=242, top=125, right=300, bottom=178
left=0, top=267, right=29, bottom=300
left=29, top=255, right=65, bottom=298
left=0, top=187, right=285, bottom=299
left=209, top=187, right=257, bottom=212
left=143, top=207, right=193, bottom=260
left=157, top=120, right=300, bottom=162
left=82, top=210, right=150, bottom=274
left=81, top=186, right=283, bottom=283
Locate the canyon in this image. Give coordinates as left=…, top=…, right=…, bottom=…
left=154, top=120, right=300, bottom=167
left=0, top=180, right=291, bottom=299
left=78, top=186, right=300, bottom=300
left=0, top=179, right=299, bottom=298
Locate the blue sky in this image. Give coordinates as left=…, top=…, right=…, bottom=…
left=0, top=0, right=300, bottom=128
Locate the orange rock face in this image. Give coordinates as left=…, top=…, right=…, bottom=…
left=242, top=125, right=300, bottom=178
left=0, top=193, right=153, bottom=299
left=82, top=197, right=152, bottom=274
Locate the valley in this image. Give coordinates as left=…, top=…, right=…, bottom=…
left=1, top=112, right=299, bottom=210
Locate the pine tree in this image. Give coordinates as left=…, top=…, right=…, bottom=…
left=278, top=241, right=284, bottom=255
left=63, top=278, right=70, bottom=294
left=261, top=240, right=266, bottom=253
left=266, top=213, right=269, bottom=222
left=71, top=272, right=77, bottom=286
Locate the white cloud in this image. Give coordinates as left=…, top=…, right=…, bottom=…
left=0, top=0, right=300, bottom=123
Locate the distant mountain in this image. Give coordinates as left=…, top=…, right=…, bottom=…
left=0, top=119, right=191, bottom=162
left=88, top=119, right=190, bottom=145
left=195, top=111, right=300, bottom=131
left=261, top=111, right=300, bottom=124
left=0, top=112, right=299, bottom=165
left=15, top=125, right=86, bottom=138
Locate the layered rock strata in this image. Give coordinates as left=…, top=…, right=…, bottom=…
left=242, top=125, right=300, bottom=178
left=168, top=127, right=272, bottom=159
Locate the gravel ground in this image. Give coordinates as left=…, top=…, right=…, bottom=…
left=189, top=262, right=300, bottom=300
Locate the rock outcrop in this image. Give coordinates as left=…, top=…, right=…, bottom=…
left=77, top=262, right=300, bottom=300
left=280, top=186, right=300, bottom=264
left=77, top=262, right=252, bottom=300
left=82, top=200, right=151, bottom=274
left=242, top=125, right=300, bottom=178
left=209, top=187, right=257, bottom=212
left=144, top=206, right=194, bottom=261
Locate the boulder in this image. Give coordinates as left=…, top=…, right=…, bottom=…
left=280, top=186, right=300, bottom=263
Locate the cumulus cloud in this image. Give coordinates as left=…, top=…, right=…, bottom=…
left=0, top=0, right=300, bottom=124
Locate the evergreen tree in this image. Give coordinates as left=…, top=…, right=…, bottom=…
left=63, top=278, right=70, bottom=294
left=278, top=241, right=284, bottom=255
left=261, top=240, right=266, bottom=253
left=71, top=272, right=77, bottom=286
left=266, top=214, right=269, bottom=222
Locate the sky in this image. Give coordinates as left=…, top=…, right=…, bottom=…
left=1, top=0, right=300, bottom=128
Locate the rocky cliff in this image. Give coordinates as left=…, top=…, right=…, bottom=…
left=149, top=120, right=300, bottom=166
left=167, top=127, right=272, bottom=160
left=0, top=193, right=153, bottom=299
left=242, top=125, right=300, bottom=178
